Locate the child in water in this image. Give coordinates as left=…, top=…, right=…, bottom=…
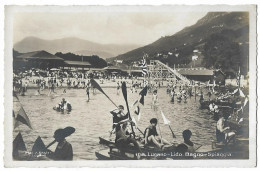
left=116, top=82, right=120, bottom=95
left=170, top=89, right=175, bottom=103
left=152, top=90, right=158, bottom=111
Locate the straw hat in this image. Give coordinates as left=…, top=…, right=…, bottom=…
left=54, top=127, right=75, bottom=139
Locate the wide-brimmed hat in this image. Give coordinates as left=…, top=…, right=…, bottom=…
left=54, top=126, right=75, bottom=139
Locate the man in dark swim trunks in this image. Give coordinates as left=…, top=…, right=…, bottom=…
left=216, top=113, right=236, bottom=144
left=175, top=129, right=196, bottom=159
left=115, top=122, right=141, bottom=158
left=86, top=85, right=90, bottom=102
left=109, top=105, right=129, bottom=137
left=144, top=118, right=171, bottom=149
left=177, top=129, right=195, bottom=153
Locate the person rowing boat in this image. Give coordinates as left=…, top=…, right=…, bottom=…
left=175, top=129, right=196, bottom=159
left=176, top=129, right=195, bottom=153
left=114, top=121, right=142, bottom=158
left=152, top=90, right=158, bottom=110
left=109, top=105, right=129, bottom=137
left=47, top=127, right=75, bottom=160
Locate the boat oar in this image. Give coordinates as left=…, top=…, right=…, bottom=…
left=46, top=140, right=56, bottom=149
left=194, top=143, right=203, bottom=151
left=136, top=127, right=144, bottom=136
left=158, top=106, right=177, bottom=139
left=131, top=116, right=144, bottom=136
left=90, top=79, right=118, bottom=108
left=46, top=126, right=76, bottom=149
left=168, top=125, right=176, bottom=138
left=121, top=81, right=136, bottom=138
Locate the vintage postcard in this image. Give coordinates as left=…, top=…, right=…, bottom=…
left=4, top=5, right=257, bottom=167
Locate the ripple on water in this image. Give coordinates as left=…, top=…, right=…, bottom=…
left=15, top=87, right=216, bottom=160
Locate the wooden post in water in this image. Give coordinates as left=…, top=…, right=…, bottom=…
left=195, top=85, right=197, bottom=101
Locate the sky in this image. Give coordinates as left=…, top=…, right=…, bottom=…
left=13, top=10, right=208, bottom=45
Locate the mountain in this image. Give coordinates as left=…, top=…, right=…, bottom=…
left=110, top=12, right=249, bottom=75
left=13, top=37, right=140, bottom=59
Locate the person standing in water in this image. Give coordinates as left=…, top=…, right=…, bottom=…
left=86, top=85, right=90, bottom=102
left=170, top=88, right=175, bottom=103
left=207, top=91, right=212, bottom=101
left=48, top=82, right=55, bottom=96
left=199, top=91, right=204, bottom=103
left=183, top=93, right=187, bottom=103
left=152, top=90, right=158, bottom=111
left=116, top=81, right=120, bottom=95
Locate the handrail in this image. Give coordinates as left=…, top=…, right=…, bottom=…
left=153, top=60, right=190, bottom=83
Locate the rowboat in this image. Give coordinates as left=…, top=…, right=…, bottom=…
left=53, top=106, right=72, bottom=113
left=96, top=136, right=249, bottom=160
left=96, top=137, right=189, bottom=160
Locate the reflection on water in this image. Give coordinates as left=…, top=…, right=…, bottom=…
left=14, top=87, right=216, bottom=160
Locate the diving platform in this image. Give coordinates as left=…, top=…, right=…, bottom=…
left=149, top=60, right=191, bottom=84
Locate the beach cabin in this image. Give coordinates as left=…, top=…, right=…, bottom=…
left=177, top=68, right=225, bottom=84
left=63, top=60, right=91, bottom=71
left=14, top=50, right=64, bottom=70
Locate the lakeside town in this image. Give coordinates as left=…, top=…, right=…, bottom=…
left=12, top=11, right=250, bottom=161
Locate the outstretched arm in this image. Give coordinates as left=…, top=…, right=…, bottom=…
left=144, top=129, right=149, bottom=144
left=110, top=109, right=118, bottom=115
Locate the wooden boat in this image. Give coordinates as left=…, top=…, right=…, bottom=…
left=97, top=137, right=249, bottom=160
left=53, top=103, right=72, bottom=113
left=95, top=149, right=111, bottom=160
left=196, top=137, right=249, bottom=159
left=96, top=137, right=183, bottom=160
left=214, top=100, right=233, bottom=107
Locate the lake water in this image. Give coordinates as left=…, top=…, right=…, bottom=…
left=14, top=83, right=216, bottom=160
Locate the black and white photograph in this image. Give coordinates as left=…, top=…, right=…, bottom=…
left=4, top=4, right=257, bottom=167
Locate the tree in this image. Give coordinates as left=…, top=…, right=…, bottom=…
left=55, top=52, right=107, bottom=68
left=202, top=32, right=242, bottom=77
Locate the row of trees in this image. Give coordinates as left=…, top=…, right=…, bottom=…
left=147, top=29, right=248, bottom=78
left=202, top=30, right=248, bottom=77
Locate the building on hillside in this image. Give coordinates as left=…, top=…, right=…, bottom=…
left=14, top=50, right=64, bottom=70
left=114, top=60, right=123, bottom=64
left=177, top=67, right=225, bottom=84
